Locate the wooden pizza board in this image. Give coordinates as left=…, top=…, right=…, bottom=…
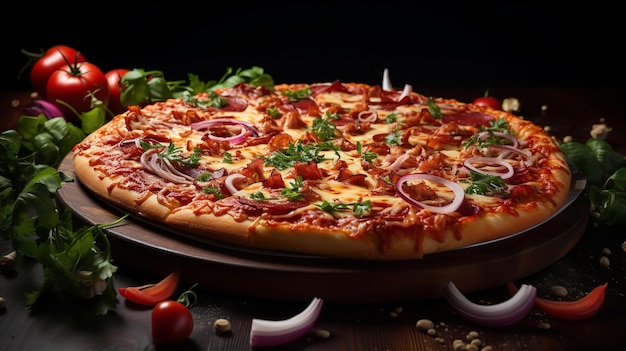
left=56, top=153, right=588, bottom=303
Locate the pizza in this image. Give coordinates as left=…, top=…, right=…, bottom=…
left=70, top=70, right=572, bottom=261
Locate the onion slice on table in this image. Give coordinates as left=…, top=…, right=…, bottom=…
left=250, top=297, right=324, bottom=348
left=396, top=174, right=465, bottom=213
left=444, top=281, right=537, bottom=327
left=463, top=156, right=515, bottom=179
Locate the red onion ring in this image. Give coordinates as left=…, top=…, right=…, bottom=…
left=357, top=110, right=378, bottom=123
left=191, top=118, right=259, bottom=136
left=396, top=174, right=464, bottom=213
left=463, top=156, right=514, bottom=179
left=250, top=297, right=324, bottom=348
left=444, top=281, right=537, bottom=327
left=224, top=173, right=246, bottom=195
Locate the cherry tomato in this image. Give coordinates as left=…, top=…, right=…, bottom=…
left=151, top=300, right=194, bottom=346
left=473, top=96, right=502, bottom=110
left=46, top=61, right=110, bottom=121
left=105, top=68, right=130, bottom=115
left=30, top=45, right=87, bottom=100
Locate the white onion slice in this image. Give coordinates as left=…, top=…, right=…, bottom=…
left=224, top=173, right=246, bottom=195
left=464, top=156, right=514, bottom=179
left=477, top=131, right=519, bottom=148
left=382, top=68, right=392, bottom=91
left=357, top=110, right=378, bottom=123
left=396, top=174, right=464, bottom=213
left=250, top=297, right=324, bottom=348
left=444, top=281, right=536, bottom=327
left=398, top=84, right=412, bottom=101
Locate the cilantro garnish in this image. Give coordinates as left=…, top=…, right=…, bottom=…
left=317, top=199, right=372, bottom=217
left=312, top=112, right=339, bottom=141
left=281, top=176, right=304, bottom=200
left=462, top=118, right=514, bottom=148
left=263, top=141, right=333, bottom=170
left=282, top=86, right=312, bottom=100
left=385, top=112, right=398, bottom=124
left=266, top=107, right=282, bottom=119
left=250, top=192, right=266, bottom=201
left=356, top=141, right=378, bottom=163
left=184, top=91, right=228, bottom=109
left=153, top=143, right=200, bottom=166
left=222, top=152, right=233, bottom=164
left=202, top=186, right=224, bottom=199
left=427, top=98, right=442, bottom=119
left=464, top=170, right=509, bottom=196
left=385, top=129, right=403, bottom=146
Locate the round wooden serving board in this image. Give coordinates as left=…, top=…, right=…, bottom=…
left=56, top=153, right=588, bottom=303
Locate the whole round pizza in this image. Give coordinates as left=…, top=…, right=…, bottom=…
left=71, top=70, right=572, bottom=261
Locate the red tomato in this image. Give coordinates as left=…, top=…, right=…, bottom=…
left=473, top=96, right=502, bottom=110
left=151, top=300, right=194, bottom=346
left=118, top=271, right=181, bottom=306
left=105, top=68, right=130, bottom=115
left=30, top=45, right=87, bottom=100
left=46, top=61, right=110, bottom=121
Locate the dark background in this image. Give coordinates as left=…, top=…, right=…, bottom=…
left=2, top=1, right=624, bottom=93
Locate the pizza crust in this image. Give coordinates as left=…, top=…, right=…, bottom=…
left=70, top=82, right=573, bottom=261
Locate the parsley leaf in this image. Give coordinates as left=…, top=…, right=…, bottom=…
left=263, top=141, right=331, bottom=170
left=281, top=176, right=304, bottom=200
left=427, top=98, right=442, bottom=119
left=464, top=171, right=509, bottom=196
left=317, top=199, right=372, bottom=217
left=312, top=112, right=339, bottom=141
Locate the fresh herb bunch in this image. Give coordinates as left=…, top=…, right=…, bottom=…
left=559, top=138, right=626, bottom=228
left=0, top=108, right=121, bottom=314
left=1, top=66, right=276, bottom=315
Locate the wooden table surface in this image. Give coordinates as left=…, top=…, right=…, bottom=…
left=1, top=87, right=625, bottom=351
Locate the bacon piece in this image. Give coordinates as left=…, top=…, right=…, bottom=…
left=268, top=133, right=294, bottom=151
left=282, top=110, right=308, bottom=129
left=311, top=80, right=348, bottom=95
left=442, top=111, right=494, bottom=127
left=240, top=158, right=266, bottom=182
left=236, top=196, right=309, bottom=215
left=221, top=96, right=248, bottom=112
left=293, top=161, right=323, bottom=180
left=263, top=169, right=285, bottom=189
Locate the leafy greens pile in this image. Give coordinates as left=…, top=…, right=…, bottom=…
left=0, top=66, right=274, bottom=315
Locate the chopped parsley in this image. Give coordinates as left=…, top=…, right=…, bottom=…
left=281, top=176, right=304, bottom=200
left=222, top=152, right=233, bottom=164
left=356, top=141, right=378, bottom=163
left=385, top=129, right=402, bottom=146
left=142, top=141, right=200, bottom=166
left=202, top=186, right=224, bottom=199
left=317, top=199, right=372, bottom=217
left=197, top=172, right=213, bottom=182
left=385, top=112, right=398, bottom=124
left=427, top=98, right=442, bottom=119
left=282, top=86, right=312, bottom=100
left=312, top=112, right=339, bottom=141
left=263, top=141, right=334, bottom=170
left=462, top=118, right=514, bottom=148
left=249, top=192, right=266, bottom=201
left=266, top=107, right=282, bottom=119
left=184, top=90, right=228, bottom=109
left=464, top=170, right=509, bottom=196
